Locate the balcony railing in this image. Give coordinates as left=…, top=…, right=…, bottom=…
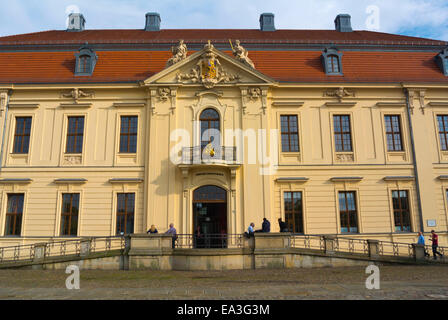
left=181, top=146, right=238, bottom=165
left=0, top=236, right=126, bottom=264
left=175, top=234, right=244, bottom=249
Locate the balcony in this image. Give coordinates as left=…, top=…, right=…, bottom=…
left=181, top=146, right=239, bottom=165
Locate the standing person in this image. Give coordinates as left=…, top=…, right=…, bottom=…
left=147, top=225, right=158, bottom=234
left=417, top=231, right=430, bottom=257
left=194, top=225, right=203, bottom=249
left=262, top=218, right=271, bottom=233
left=165, top=223, right=177, bottom=249
left=430, top=230, right=443, bottom=260
left=245, top=223, right=255, bottom=238
left=278, top=218, right=287, bottom=232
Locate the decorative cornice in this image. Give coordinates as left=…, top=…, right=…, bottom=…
left=113, top=102, right=146, bottom=108
left=272, top=101, right=305, bottom=107
left=0, top=178, right=33, bottom=184
left=54, top=178, right=87, bottom=185
left=376, top=102, right=406, bottom=108
left=383, top=176, right=415, bottom=182
left=325, top=102, right=356, bottom=107
left=275, top=177, right=309, bottom=183
left=330, top=177, right=363, bottom=182
left=428, top=102, right=448, bottom=107
left=109, top=178, right=144, bottom=184
left=60, top=103, right=92, bottom=108
left=8, top=103, right=40, bottom=109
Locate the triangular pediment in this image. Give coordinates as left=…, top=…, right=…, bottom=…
left=143, top=43, right=276, bottom=88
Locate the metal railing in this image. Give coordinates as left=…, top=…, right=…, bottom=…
left=378, top=241, right=414, bottom=257
left=0, top=236, right=126, bottom=264
left=334, top=237, right=370, bottom=255
left=291, top=234, right=448, bottom=262
left=175, top=234, right=244, bottom=249
left=291, top=235, right=325, bottom=251
left=181, top=146, right=238, bottom=164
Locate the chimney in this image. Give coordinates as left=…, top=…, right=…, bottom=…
left=334, top=14, right=353, bottom=32
left=67, top=13, right=86, bottom=32
left=145, top=12, right=161, bottom=31
left=259, top=13, right=275, bottom=31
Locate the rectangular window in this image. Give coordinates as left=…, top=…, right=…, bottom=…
left=66, top=116, right=84, bottom=154
left=119, top=116, right=138, bottom=153
left=280, top=115, right=299, bottom=152
left=392, top=190, right=411, bottom=232
left=60, top=193, right=80, bottom=236
left=5, top=194, right=24, bottom=236
left=437, top=115, right=448, bottom=151
left=116, top=193, right=135, bottom=235
left=385, top=115, right=403, bottom=151
left=334, top=115, right=352, bottom=152
left=339, top=191, right=358, bottom=233
left=13, top=117, right=32, bottom=154
left=284, top=191, right=304, bottom=234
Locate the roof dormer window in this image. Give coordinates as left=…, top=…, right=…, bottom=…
left=436, top=48, right=448, bottom=76
left=322, top=48, right=343, bottom=75
left=74, top=45, right=97, bottom=76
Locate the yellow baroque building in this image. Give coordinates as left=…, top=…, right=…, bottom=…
left=0, top=12, right=447, bottom=248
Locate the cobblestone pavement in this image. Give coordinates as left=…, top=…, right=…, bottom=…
left=0, top=265, right=447, bottom=300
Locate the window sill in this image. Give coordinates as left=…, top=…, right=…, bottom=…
left=281, top=152, right=300, bottom=157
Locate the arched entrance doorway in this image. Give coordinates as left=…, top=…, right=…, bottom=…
left=193, top=185, right=227, bottom=248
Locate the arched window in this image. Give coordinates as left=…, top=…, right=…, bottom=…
left=200, top=108, right=220, bottom=150
left=74, top=45, right=97, bottom=76
left=436, top=48, right=448, bottom=76
left=327, top=55, right=340, bottom=74
left=78, top=55, right=91, bottom=74
left=322, top=48, right=343, bottom=75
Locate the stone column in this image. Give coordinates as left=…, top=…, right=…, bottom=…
left=33, top=243, right=47, bottom=262
left=127, top=234, right=174, bottom=270
left=253, top=233, right=291, bottom=269
left=367, top=240, right=380, bottom=259
left=412, top=244, right=426, bottom=262
left=323, top=236, right=336, bottom=255
left=80, top=238, right=92, bottom=257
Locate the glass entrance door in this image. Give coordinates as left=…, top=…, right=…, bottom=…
left=193, top=186, right=227, bottom=248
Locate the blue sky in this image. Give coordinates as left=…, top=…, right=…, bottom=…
left=1, top=0, right=448, bottom=40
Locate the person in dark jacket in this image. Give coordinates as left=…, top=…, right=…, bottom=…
left=278, top=218, right=288, bottom=232
left=262, top=218, right=271, bottom=232
left=147, top=225, right=158, bottom=234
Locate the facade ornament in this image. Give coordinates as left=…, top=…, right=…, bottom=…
left=62, top=89, right=93, bottom=102
left=248, top=87, right=261, bottom=101
left=166, top=40, right=188, bottom=68
left=231, top=40, right=255, bottom=69
left=419, top=90, right=426, bottom=114
left=407, top=90, right=415, bottom=114
left=0, top=90, right=9, bottom=116
left=158, top=87, right=171, bottom=102
left=336, top=154, right=354, bottom=163
left=324, top=87, right=355, bottom=102
left=177, top=41, right=240, bottom=89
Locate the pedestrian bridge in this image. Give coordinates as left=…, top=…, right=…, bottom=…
left=0, top=233, right=446, bottom=270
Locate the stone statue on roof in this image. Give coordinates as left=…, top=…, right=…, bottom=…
left=231, top=40, right=255, bottom=69
left=166, top=39, right=188, bottom=68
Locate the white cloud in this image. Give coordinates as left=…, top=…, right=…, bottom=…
left=0, top=0, right=447, bottom=40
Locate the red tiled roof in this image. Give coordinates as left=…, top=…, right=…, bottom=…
left=0, top=29, right=446, bottom=46
left=0, top=49, right=446, bottom=84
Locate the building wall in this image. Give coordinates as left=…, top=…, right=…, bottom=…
left=0, top=78, right=448, bottom=247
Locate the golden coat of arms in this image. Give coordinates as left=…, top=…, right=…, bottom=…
left=177, top=41, right=239, bottom=89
